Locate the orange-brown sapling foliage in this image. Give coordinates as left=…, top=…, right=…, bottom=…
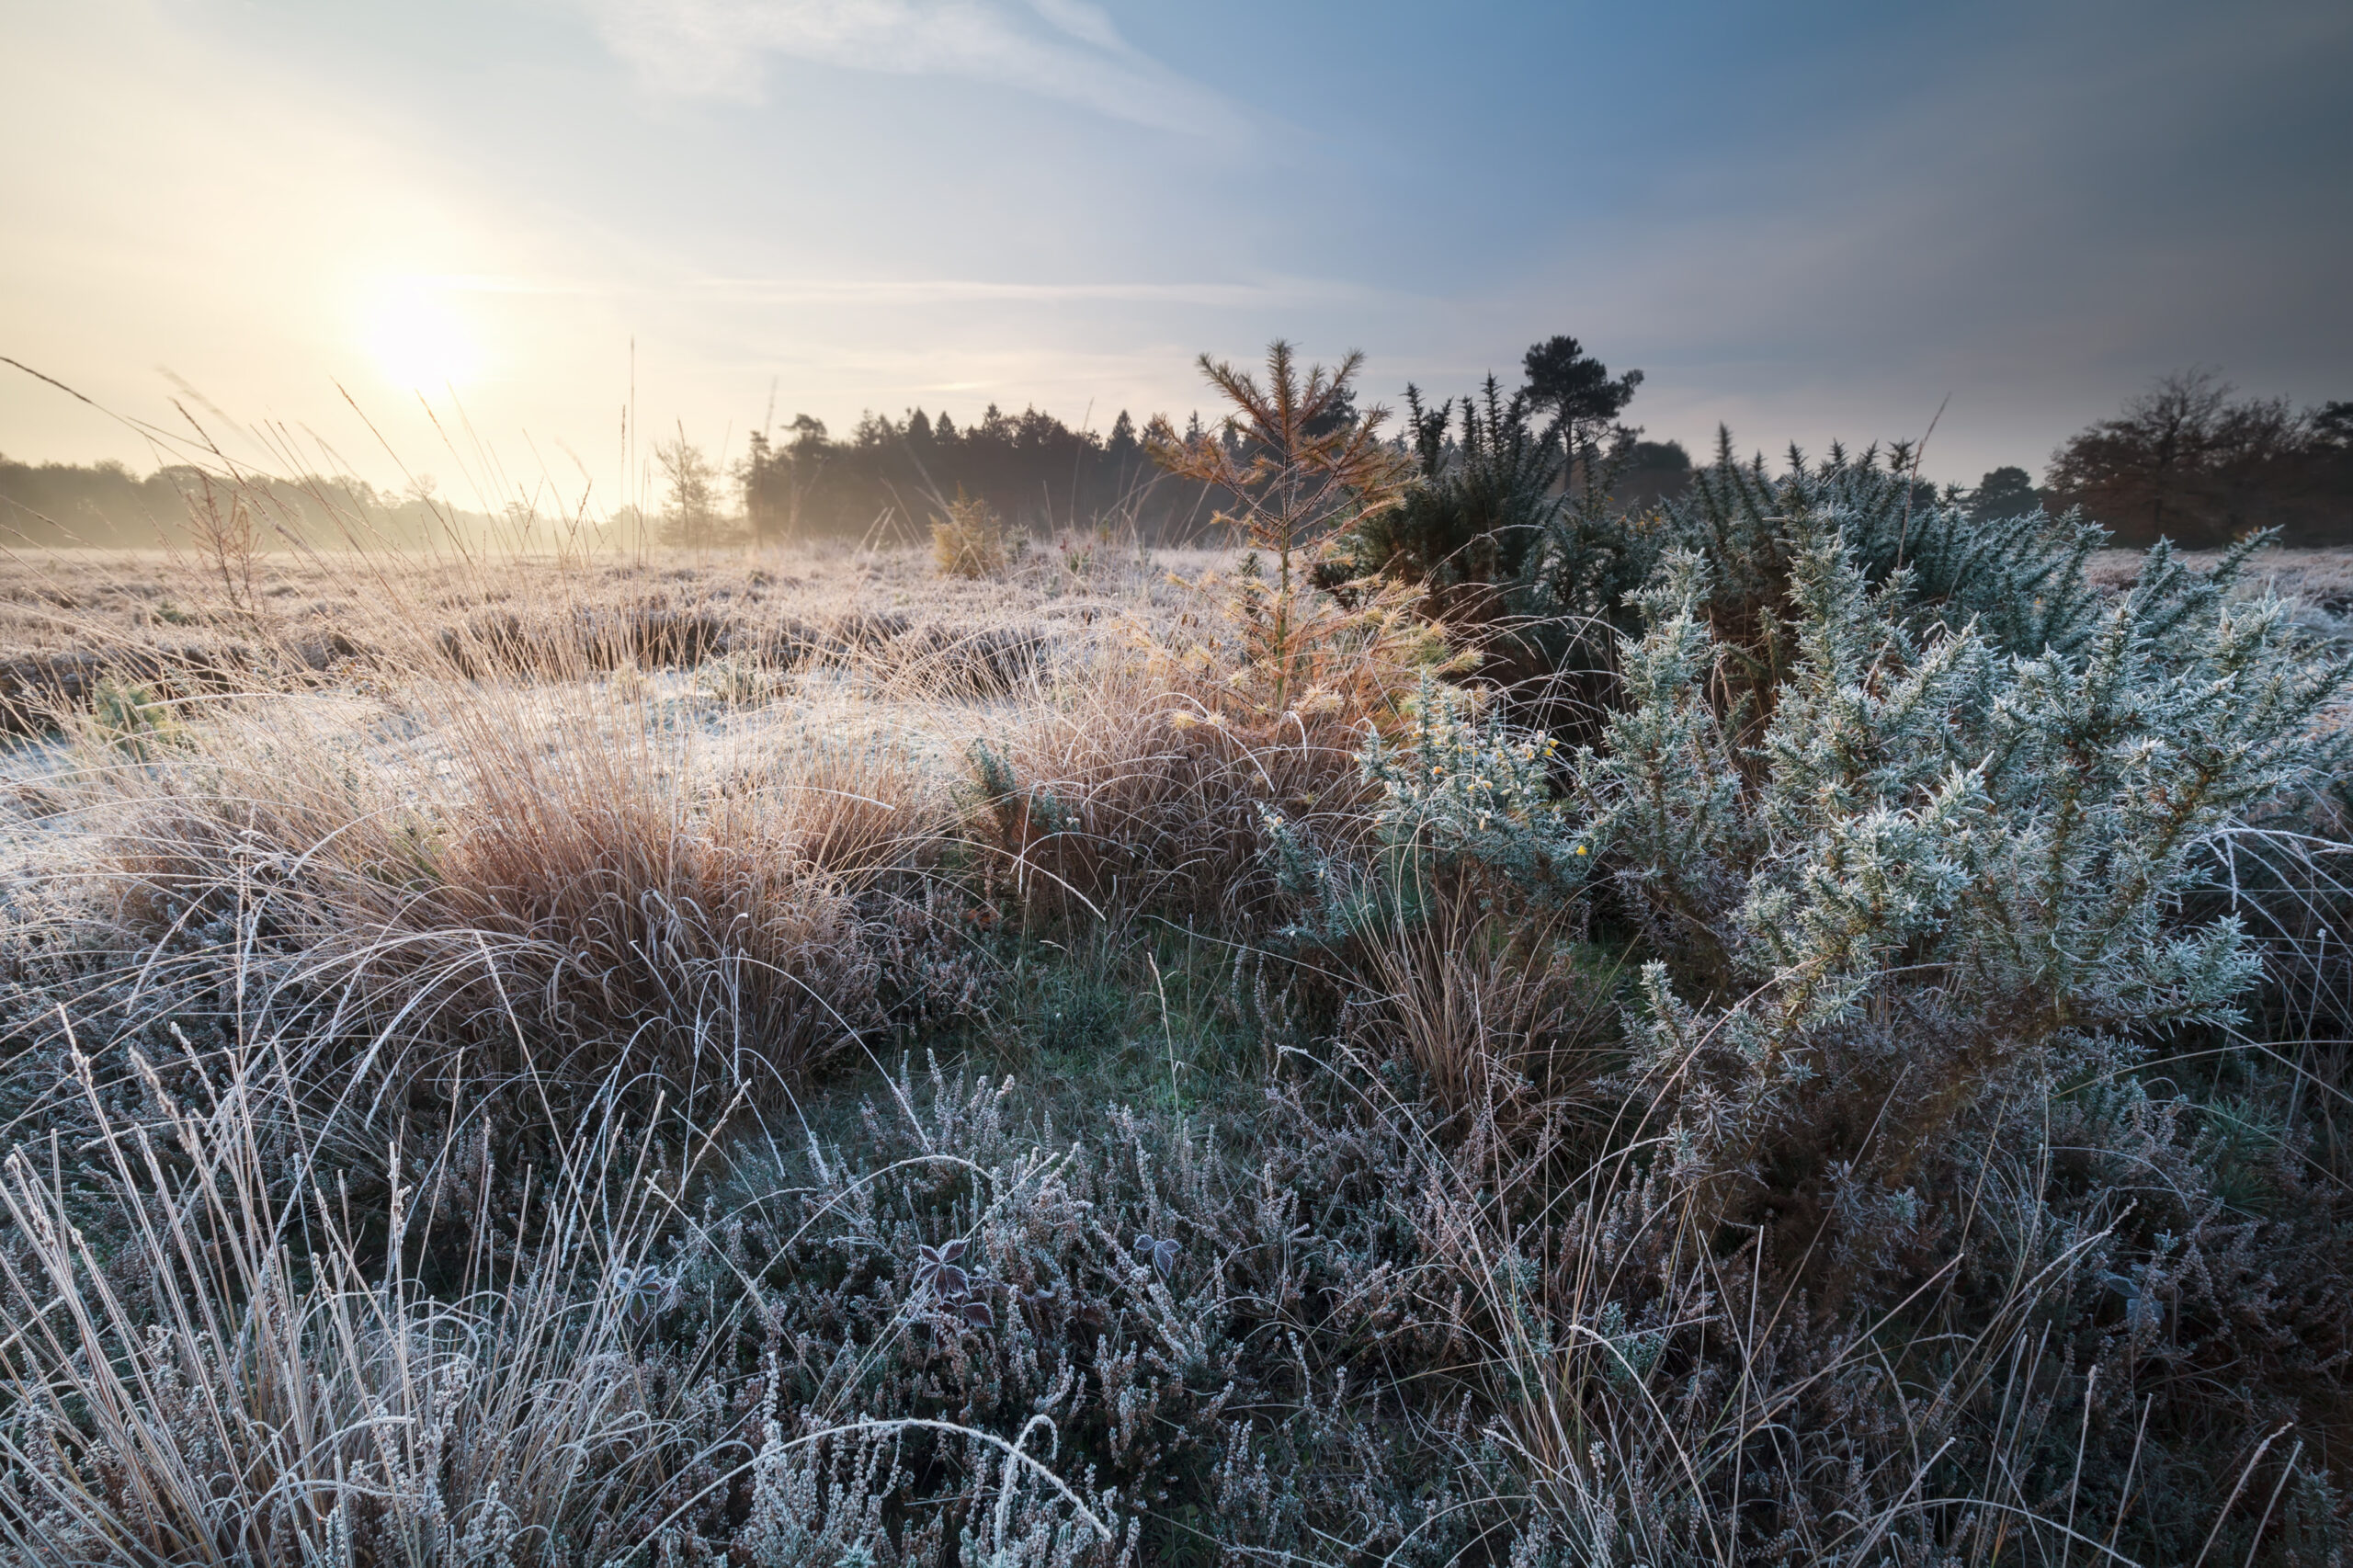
left=1146, top=341, right=1461, bottom=731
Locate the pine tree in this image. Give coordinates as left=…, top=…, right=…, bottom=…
left=1521, top=334, right=1643, bottom=495
left=1145, top=342, right=1454, bottom=726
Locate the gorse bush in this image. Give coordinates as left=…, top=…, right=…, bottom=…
left=1261, top=474, right=2353, bottom=1559
left=1585, top=515, right=2346, bottom=1233
left=1262, top=672, right=1587, bottom=948
left=1358, top=677, right=1582, bottom=893
left=1344, top=415, right=2118, bottom=735
left=1330, top=377, right=1662, bottom=728
left=1338, top=378, right=1568, bottom=610
left=1660, top=433, right=2110, bottom=705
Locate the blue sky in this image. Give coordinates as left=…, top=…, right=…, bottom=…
left=2, top=0, right=2346, bottom=505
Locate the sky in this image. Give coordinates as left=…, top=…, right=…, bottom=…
left=1, top=0, right=2347, bottom=510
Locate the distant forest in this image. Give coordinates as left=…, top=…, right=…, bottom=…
left=0, top=460, right=488, bottom=550
left=6, top=359, right=2344, bottom=551
left=733, top=400, right=1699, bottom=548
left=732, top=335, right=1694, bottom=547
left=740, top=405, right=1206, bottom=545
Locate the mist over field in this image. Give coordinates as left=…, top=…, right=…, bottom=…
left=1, top=4, right=2351, bottom=1565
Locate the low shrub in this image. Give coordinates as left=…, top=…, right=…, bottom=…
left=963, top=649, right=1378, bottom=931
left=0, top=1039, right=1178, bottom=1565
left=933, top=494, right=1013, bottom=579
left=1324, top=378, right=1664, bottom=733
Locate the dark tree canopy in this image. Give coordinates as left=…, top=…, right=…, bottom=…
left=1614, top=438, right=1693, bottom=510
left=2044, top=367, right=2352, bottom=547
left=1970, top=465, right=2041, bottom=524
left=1521, top=336, right=1643, bottom=439
left=2313, top=400, right=2353, bottom=451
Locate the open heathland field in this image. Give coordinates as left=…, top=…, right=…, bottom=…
left=5, top=414, right=2353, bottom=1565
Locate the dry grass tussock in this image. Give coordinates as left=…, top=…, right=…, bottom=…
left=0, top=537, right=1179, bottom=1123
left=89, top=673, right=947, bottom=1108
left=1339, top=883, right=1620, bottom=1133
left=966, top=646, right=1379, bottom=928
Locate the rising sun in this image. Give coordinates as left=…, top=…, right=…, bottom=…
left=363, top=281, right=480, bottom=390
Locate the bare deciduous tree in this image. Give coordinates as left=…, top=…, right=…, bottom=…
left=2045, top=367, right=2310, bottom=545
left=654, top=429, right=735, bottom=549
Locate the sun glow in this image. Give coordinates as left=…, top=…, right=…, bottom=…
left=363, top=281, right=480, bottom=390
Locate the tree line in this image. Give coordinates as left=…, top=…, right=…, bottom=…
left=731, top=404, right=1210, bottom=547
left=720, top=334, right=1693, bottom=549
left=7, top=358, right=2345, bottom=551
left=0, top=457, right=491, bottom=551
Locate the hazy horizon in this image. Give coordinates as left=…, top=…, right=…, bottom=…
left=4, top=0, right=2347, bottom=504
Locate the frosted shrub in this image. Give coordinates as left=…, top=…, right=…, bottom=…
left=1445, top=512, right=2353, bottom=1557
left=1584, top=519, right=2347, bottom=1231
left=1360, top=675, right=1585, bottom=898
left=933, top=494, right=1013, bottom=579
left=1263, top=671, right=1589, bottom=945
left=1281, top=500, right=2353, bottom=1560
left=1662, top=433, right=2111, bottom=672
left=703, top=1062, right=1499, bottom=1567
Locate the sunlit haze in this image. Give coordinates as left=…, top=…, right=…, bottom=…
left=3, top=0, right=2347, bottom=501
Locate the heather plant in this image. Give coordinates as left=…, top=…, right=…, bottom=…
left=705, top=1060, right=1511, bottom=1566
left=0, top=1028, right=1176, bottom=1565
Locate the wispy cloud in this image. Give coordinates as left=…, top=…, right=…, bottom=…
left=578, top=0, right=1234, bottom=135
left=687, top=276, right=1406, bottom=307
left=398, top=271, right=1402, bottom=310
